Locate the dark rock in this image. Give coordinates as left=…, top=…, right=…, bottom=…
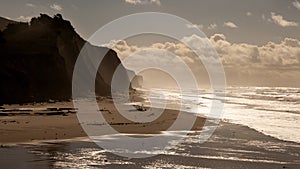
left=0, top=14, right=131, bottom=104
left=47, top=108, right=58, bottom=111
left=0, top=17, right=16, bottom=31
left=127, top=69, right=143, bottom=89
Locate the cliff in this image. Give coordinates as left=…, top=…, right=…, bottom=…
left=127, top=69, right=143, bottom=89
left=0, top=17, right=16, bottom=31
left=0, top=14, right=130, bottom=104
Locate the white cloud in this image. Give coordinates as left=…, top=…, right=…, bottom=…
left=186, top=23, right=204, bottom=29
left=210, top=34, right=300, bottom=67
left=103, top=34, right=300, bottom=86
left=26, top=3, right=35, bottom=7
left=208, top=23, right=217, bottom=30
left=246, top=12, right=252, bottom=16
left=292, top=0, right=300, bottom=11
left=211, top=34, right=227, bottom=42
left=16, top=16, right=32, bottom=22
left=271, top=12, right=298, bottom=27
left=223, top=22, right=238, bottom=28
left=3, top=16, right=12, bottom=20
left=103, top=40, right=140, bottom=60
left=103, top=39, right=199, bottom=64
left=50, top=3, right=63, bottom=11
left=107, top=33, right=300, bottom=69
left=125, top=0, right=161, bottom=6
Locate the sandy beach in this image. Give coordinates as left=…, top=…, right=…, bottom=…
left=0, top=100, right=207, bottom=144
left=1, top=101, right=300, bottom=169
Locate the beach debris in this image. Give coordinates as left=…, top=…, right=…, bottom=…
left=0, top=107, right=77, bottom=116
left=35, top=111, right=66, bottom=116
left=1, top=120, right=17, bottom=124
left=48, top=99, right=55, bottom=103
left=0, top=113, right=9, bottom=116
left=135, top=104, right=147, bottom=111
left=47, top=108, right=59, bottom=111
left=1, top=109, right=33, bottom=112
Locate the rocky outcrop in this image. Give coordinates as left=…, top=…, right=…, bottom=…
left=127, top=69, right=143, bottom=89
left=0, top=14, right=130, bottom=104
left=0, top=17, right=16, bottom=31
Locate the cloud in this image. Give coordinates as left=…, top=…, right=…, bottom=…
left=26, top=3, right=35, bottom=7
left=3, top=16, right=12, bottom=20
left=208, top=23, right=217, bottom=30
left=103, top=34, right=300, bottom=86
left=103, top=40, right=140, bottom=60
left=246, top=12, right=252, bottom=16
left=223, top=22, right=238, bottom=28
left=106, top=34, right=300, bottom=69
left=186, top=23, right=204, bottom=29
left=210, top=34, right=300, bottom=67
left=50, top=3, right=63, bottom=11
left=211, top=34, right=227, bottom=42
left=16, top=16, right=32, bottom=22
left=271, top=12, right=298, bottom=27
left=186, top=23, right=217, bottom=30
left=103, top=39, right=199, bottom=65
left=292, top=0, right=300, bottom=11
left=125, top=0, right=161, bottom=6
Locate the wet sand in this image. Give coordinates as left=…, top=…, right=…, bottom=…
left=0, top=101, right=206, bottom=143
left=0, top=122, right=299, bottom=169
left=0, top=101, right=299, bottom=168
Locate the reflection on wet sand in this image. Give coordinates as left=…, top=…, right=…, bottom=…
left=1, top=122, right=299, bottom=169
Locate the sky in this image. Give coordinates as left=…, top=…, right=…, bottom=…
left=1, top=0, right=300, bottom=87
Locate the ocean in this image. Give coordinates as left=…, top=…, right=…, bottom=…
left=1, top=86, right=300, bottom=168
left=138, top=86, right=300, bottom=143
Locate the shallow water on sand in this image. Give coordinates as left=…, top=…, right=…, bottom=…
left=137, top=87, right=300, bottom=143
left=1, top=87, right=300, bottom=168
left=1, top=123, right=300, bottom=169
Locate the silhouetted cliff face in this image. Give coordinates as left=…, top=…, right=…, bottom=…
left=0, top=14, right=130, bottom=104
left=0, top=17, right=16, bottom=31
left=127, top=70, right=143, bottom=89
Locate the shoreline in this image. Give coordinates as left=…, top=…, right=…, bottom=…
left=0, top=101, right=208, bottom=144
left=1, top=101, right=299, bottom=145
left=1, top=101, right=300, bottom=168
left=1, top=120, right=299, bottom=169
left=2, top=121, right=299, bottom=146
